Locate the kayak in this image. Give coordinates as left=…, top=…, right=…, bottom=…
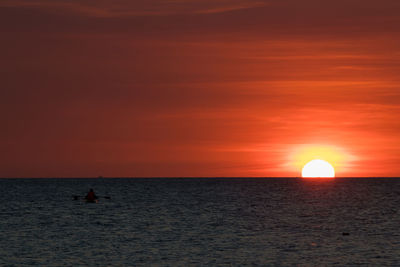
left=85, top=199, right=98, bottom=203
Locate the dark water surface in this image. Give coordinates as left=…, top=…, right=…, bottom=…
left=0, top=178, right=399, bottom=266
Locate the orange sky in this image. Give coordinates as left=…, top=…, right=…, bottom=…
left=1, top=0, right=400, bottom=177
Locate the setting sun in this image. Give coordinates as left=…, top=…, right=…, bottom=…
left=302, top=159, right=335, bottom=178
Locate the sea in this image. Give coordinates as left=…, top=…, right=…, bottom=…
left=0, top=178, right=399, bottom=266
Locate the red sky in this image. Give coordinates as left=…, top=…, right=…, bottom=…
left=1, top=0, right=400, bottom=177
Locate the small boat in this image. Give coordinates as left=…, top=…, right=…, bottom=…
left=85, top=199, right=99, bottom=203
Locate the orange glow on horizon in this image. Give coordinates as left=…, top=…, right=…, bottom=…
left=288, top=145, right=356, bottom=177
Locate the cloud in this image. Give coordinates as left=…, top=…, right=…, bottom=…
left=2, top=0, right=400, bottom=40
left=0, top=0, right=270, bottom=17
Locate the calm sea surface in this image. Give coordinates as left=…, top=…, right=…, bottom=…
left=0, top=178, right=399, bottom=266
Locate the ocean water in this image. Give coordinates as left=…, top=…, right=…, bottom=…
left=0, top=178, right=399, bottom=266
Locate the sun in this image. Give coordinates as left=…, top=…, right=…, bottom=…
left=302, top=159, right=335, bottom=178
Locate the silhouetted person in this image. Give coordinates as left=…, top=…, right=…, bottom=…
left=85, top=188, right=98, bottom=202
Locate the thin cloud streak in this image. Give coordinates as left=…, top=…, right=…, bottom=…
left=0, top=0, right=270, bottom=17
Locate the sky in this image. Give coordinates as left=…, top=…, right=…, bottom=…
left=1, top=0, right=400, bottom=177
